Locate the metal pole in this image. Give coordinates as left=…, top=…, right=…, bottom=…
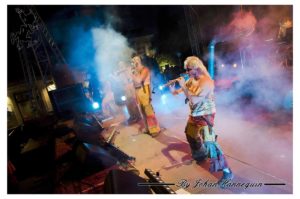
left=208, top=40, right=216, bottom=79
left=239, top=49, right=244, bottom=70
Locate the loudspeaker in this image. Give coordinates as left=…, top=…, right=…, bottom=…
left=48, top=83, right=92, bottom=118
left=104, top=169, right=152, bottom=194
left=67, top=141, right=118, bottom=180
left=73, top=141, right=117, bottom=167
left=73, top=114, right=104, bottom=146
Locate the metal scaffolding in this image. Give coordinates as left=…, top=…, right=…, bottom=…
left=183, top=6, right=203, bottom=57
left=10, top=6, right=69, bottom=116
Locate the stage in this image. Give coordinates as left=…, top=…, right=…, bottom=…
left=106, top=91, right=293, bottom=194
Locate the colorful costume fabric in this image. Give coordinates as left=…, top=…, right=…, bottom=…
left=184, top=78, right=228, bottom=173
left=135, top=84, right=160, bottom=135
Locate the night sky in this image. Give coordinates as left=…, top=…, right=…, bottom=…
left=7, top=5, right=292, bottom=83
left=7, top=5, right=227, bottom=82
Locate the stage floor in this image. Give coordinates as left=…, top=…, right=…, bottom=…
left=103, top=92, right=292, bottom=194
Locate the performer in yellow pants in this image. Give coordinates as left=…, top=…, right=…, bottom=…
left=136, top=84, right=160, bottom=135
left=131, top=55, right=160, bottom=137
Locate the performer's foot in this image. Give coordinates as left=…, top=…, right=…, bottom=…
left=192, top=148, right=208, bottom=163
left=194, top=156, right=207, bottom=164
left=218, top=169, right=234, bottom=189
left=127, top=117, right=139, bottom=124
left=142, top=129, right=160, bottom=138
left=150, top=131, right=161, bottom=138
left=142, top=129, right=150, bottom=134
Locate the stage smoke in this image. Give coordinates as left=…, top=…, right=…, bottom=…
left=91, top=25, right=134, bottom=81
left=211, top=7, right=292, bottom=111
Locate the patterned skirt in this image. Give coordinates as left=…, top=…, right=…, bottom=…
left=186, top=114, right=228, bottom=172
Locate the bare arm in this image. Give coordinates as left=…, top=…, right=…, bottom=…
left=170, top=87, right=183, bottom=95
left=170, top=76, right=214, bottom=105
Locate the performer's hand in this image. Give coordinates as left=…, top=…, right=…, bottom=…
left=177, top=77, right=186, bottom=88
left=169, top=83, right=176, bottom=93
left=130, top=72, right=136, bottom=80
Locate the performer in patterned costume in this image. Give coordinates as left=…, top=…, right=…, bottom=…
left=131, top=55, right=161, bottom=137
left=169, top=56, right=233, bottom=187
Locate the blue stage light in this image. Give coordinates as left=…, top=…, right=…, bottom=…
left=121, top=96, right=127, bottom=101
left=161, top=94, right=167, bottom=105
left=92, top=102, right=99, bottom=109
left=283, top=90, right=292, bottom=110
left=159, top=85, right=164, bottom=90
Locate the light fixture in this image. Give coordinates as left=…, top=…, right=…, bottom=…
left=92, top=102, right=99, bottom=109
left=121, top=96, right=127, bottom=101
left=47, top=83, right=56, bottom=91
